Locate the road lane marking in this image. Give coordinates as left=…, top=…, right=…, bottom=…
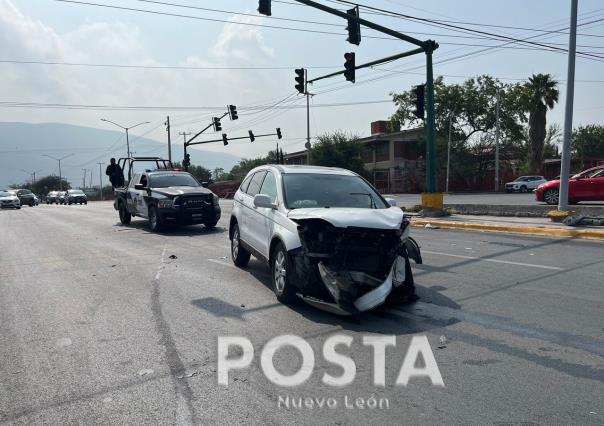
left=421, top=250, right=563, bottom=270
left=207, top=258, right=236, bottom=268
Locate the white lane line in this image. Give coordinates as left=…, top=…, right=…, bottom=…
left=207, top=258, right=236, bottom=268
left=421, top=250, right=563, bottom=271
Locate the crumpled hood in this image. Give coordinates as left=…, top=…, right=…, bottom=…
left=288, top=207, right=404, bottom=229
left=153, top=186, right=212, bottom=197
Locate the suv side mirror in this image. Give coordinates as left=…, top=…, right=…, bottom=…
left=254, top=194, right=277, bottom=209
left=385, top=197, right=397, bottom=207
left=134, top=184, right=144, bottom=190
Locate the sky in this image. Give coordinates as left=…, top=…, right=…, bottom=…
left=1, top=0, right=604, bottom=184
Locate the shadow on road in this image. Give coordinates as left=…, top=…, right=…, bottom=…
left=113, top=219, right=228, bottom=237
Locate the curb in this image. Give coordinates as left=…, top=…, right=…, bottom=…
left=411, top=218, right=604, bottom=241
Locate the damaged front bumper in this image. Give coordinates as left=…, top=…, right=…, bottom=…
left=292, top=218, right=422, bottom=315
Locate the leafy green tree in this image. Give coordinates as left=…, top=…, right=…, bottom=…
left=20, top=175, right=71, bottom=194
left=228, top=149, right=281, bottom=180
left=391, top=75, right=527, bottom=147
left=311, top=131, right=368, bottom=177
left=573, top=125, right=604, bottom=168
left=522, top=73, right=559, bottom=174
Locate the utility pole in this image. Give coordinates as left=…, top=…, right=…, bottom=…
left=166, top=116, right=172, bottom=163
left=90, top=169, right=93, bottom=190
left=495, top=92, right=501, bottom=192
left=42, top=154, right=73, bottom=191
left=21, top=169, right=42, bottom=186
left=305, top=69, right=311, bottom=165
left=82, top=169, right=87, bottom=189
left=558, top=0, right=578, bottom=212
left=446, top=114, right=452, bottom=193
left=97, top=162, right=104, bottom=201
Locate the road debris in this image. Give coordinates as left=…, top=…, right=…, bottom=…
left=169, top=254, right=177, bottom=259
left=137, top=369, right=154, bottom=377
left=437, top=335, right=447, bottom=349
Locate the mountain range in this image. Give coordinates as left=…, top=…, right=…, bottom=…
left=0, top=122, right=240, bottom=188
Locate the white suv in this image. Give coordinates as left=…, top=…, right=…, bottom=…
left=505, top=175, right=547, bottom=193
left=229, top=165, right=422, bottom=315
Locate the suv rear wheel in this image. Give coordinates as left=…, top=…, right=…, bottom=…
left=271, top=242, right=296, bottom=303
left=230, top=223, right=250, bottom=267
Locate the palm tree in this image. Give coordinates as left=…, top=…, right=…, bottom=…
left=525, top=74, right=559, bottom=174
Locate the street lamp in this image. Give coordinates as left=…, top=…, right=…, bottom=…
left=42, top=154, right=74, bottom=191
left=100, top=118, right=150, bottom=159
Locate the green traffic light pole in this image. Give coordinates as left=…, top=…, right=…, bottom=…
left=291, top=0, right=442, bottom=210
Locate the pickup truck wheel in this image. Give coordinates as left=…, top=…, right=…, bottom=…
left=231, top=223, right=250, bottom=267
left=148, top=206, right=162, bottom=232
left=271, top=242, right=296, bottom=304
left=118, top=202, right=131, bottom=224
left=204, top=218, right=219, bottom=229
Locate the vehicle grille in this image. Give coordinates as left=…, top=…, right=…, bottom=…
left=182, top=196, right=212, bottom=209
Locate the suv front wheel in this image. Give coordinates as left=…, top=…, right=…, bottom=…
left=271, top=242, right=296, bottom=303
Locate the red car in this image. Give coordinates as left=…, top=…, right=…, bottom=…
left=536, top=165, right=604, bottom=205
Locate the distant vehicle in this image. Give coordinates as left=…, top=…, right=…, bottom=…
left=114, top=170, right=221, bottom=232
left=57, top=191, right=67, bottom=205
left=504, top=176, right=547, bottom=193
left=536, top=165, right=604, bottom=205
left=66, top=189, right=88, bottom=205
left=46, top=191, right=59, bottom=204
left=0, top=190, right=21, bottom=209
left=7, top=189, right=36, bottom=206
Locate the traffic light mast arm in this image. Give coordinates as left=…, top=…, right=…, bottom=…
left=187, top=130, right=282, bottom=147
left=308, top=47, right=424, bottom=84
left=186, top=112, right=229, bottom=146
left=293, top=0, right=428, bottom=49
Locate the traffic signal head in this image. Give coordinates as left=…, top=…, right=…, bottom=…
left=346, top=7, right=361, bottom=45
left=213, top=117, right=222, bottom=132
left=228, top=105, right=238, bottom=120
left=344, top=52, right=355, bottom=83
left=248, top=130, right=255, bottom=142
left=184, top=153, right=191, bottom=167
left=276, top=128, right=282, bottom=139
left=222, top=133, right=228, bottom=146
left=258, top=0, right=271, bottom=16
left=294, top=68, right=305, bottom=94
left=412, top=84, right=425, bottom=120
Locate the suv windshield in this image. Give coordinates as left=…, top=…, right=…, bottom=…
left=150, top=173, right=200, bottom=188
left=283, top=173, right=388, bottom=209
left=514, top=176, right=529, bottom=182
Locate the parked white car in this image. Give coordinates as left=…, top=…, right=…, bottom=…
left=229, top=165, right=422, bottom=315
left=0, top=190, right=21, bottom=209
left=504, top=175, right=547, bottom=193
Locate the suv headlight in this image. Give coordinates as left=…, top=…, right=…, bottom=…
left=212, top=193, right=219, bottom=204
left=158, top=199, right=174, bottom=208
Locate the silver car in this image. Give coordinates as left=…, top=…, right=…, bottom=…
left=229, top=165, right=422, bottom=315
left=0, top=190, right=21, bottom=209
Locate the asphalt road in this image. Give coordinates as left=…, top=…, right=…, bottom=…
left=385, top=192, right=604, bottom=206
left=1, top=201, right=603, bottom=425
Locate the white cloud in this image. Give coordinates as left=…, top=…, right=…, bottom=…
left=210, top=14, right=274, bottom=62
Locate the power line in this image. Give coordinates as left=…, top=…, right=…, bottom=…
left=53, top=0, right=604, bottom=61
